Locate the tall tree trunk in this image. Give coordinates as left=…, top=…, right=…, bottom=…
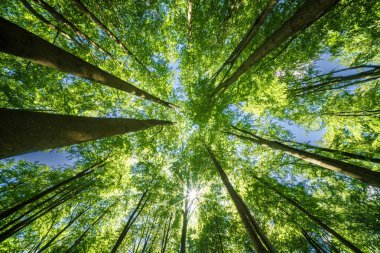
left=20, top=0, right=82, bottom=47
left=206, top=146, right=275, bottom=253
left=0, top=184, right=87, bottom=243
left=301, top=229, right=327, bottom=253
left=37, top=205, right=92, bottom=252
left=212, top=0, right=339, bottom=97
left=32, top=0, right=111, bottom=56
left=0, top=108, right=172, bottom=159
left=291, top=66, right=380, bottom=94
left=227, top=126, right=380, bottom=187
left=212, top=0, right=277, bottom=81
left=0, top=18, right=173, bottom=107
left=161, top=213, right=173, bottom=253
left=286, top=140, right=380, bottom=164
left=180, top=181, right=190, bottom=253
left=0, top=159, right=104, bottom=221
left=65, top=203, right=115, bottom=252
left=70, top=0, right=150, bottom=73
left=111, top=189, right=150, bottom=253
left=0, top=182, right=81, bottom=231
left=251, top=174, right=364, bottom=253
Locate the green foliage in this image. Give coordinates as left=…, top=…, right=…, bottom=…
left=1, top=0, right=379, bottom=252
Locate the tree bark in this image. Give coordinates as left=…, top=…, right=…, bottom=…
left=292, top=66, right=380, bottom=94
left=0, top=18, right=173, bottom=107
left=180, top=181, right=190, bottom=253
left=212, top=0, right=340, bottom=97
left=0, top=184, right=87, bottom=243
left=286, top=140, right=380, bottom=164
left=65, top=205, right=111, bottom=252
left=228, top=126, right=380, bottom=187
left=111, top=189, right=150, bottom=253
left=71, top=0, right=150, bottom=73
left=161, top=213, right=173, bottom=253
left=20, top=0, right=82, bottom=47
left=251, top=174, right=364, bottom=253
left=37, top=205, right=91, bottom=252
left=0, top=159, right=105, bottom=220
left=206, top=146, right=275, bottom=253
left=0, top=108, right=173, bottom=158
left=32, top=0, right=111, bottom=56
left=212, top=0, right=277, bottom=81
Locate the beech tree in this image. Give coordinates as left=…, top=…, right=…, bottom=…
left=0, top=0, right=379, bottom=252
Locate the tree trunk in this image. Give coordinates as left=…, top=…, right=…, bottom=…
left=0, top=108, right=172, bottom=159
left=71, top=0, right=150, bottom=73
left=37, top=205, right=91, bottom=252
left=286, top=140, right=380, bottom=164
left=0, top=184, right=87, bottom=243
left=0, top=159, right=104, bottom=221
left=20, top=0, right=82, bottom=47
left=251, top=174, right=364, bottom=253
left=301, top=229, right=327, bottom=253
left=212, top=0, right=277, bottom=81
left=111, top=189, right=150, bottom=253
left=180, top=181, right=190, bottom=253
left=292, top=66, right=380, bottom=94
left=206, top=146, right=275, bottom=253
left=32, top=0, right=111, bottom=56
left=161, top=213, right=173, bottom=253
left=65, top=203, right=115, bottom=253
left=228, top=127, right=380, bottom=187
left=0, top=18, right=173, bottom=107
left=212, top=0, right=339, bottom=97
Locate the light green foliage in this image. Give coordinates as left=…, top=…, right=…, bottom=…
left=0, top=0, right=379, bottom=252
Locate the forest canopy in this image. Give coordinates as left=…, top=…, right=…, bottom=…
left=0, top=0, right=380, bottom=252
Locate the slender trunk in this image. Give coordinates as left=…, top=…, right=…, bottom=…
left=322, top=109, right=380, bottom=117
left=0, top=18, right=173, bottom=107
left=0, top=159, right=103, bottom=220
left=32, top=215, right=58, bottom=253
left=71, top=0, right=150, bottom=73
left=212, top=0, right=339, bottom=97
left=111, top=189, right=150, bottom=253
left=286, top=140, right=380, bottom=164
left=292, top=66, right=380, bottom=94
left=20, top=0, right=82, bottom=47
left=251, top=174, right=364, bottom=253
left=0, top=184, right=87, bottom=243
left=161, top=213, right=173, bottom=253
left=301, top=229, right=327, bottom=253
left=180, top=181, right=190, bottom=253
left=37, top=205, right=91, bottom=252
left=0, top=108, right=172, bottom=158
left=206, top=146, right=274, bottom=253
left=0, top=182, right=81, bottom=232
left=65, top=203, right=114, bottom=253
left=228, top=127, right=380, bottom=187
left=216, top=219, right=225, bottom=253
left=32, top=0, right=110, bottom=56
left=212, top=0, right=277, bottom=81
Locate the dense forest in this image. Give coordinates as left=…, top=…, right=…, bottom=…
left=0, top=0, right=379, bottom=252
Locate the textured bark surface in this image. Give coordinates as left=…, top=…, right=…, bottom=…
left=252, top=175, right=364, bottom=253
left=229, top=127, right=380, bottom=187
left=0, top=18, right=172, bottom=107
left=207, top=146, right=273, bottom=253
left=0, top=108, right=173, bottom=159
left=71, top=0, right=150, bottom=72
left=212, top=0, right=340, bottom=96
left=212, top=0, right=277, bottom=80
